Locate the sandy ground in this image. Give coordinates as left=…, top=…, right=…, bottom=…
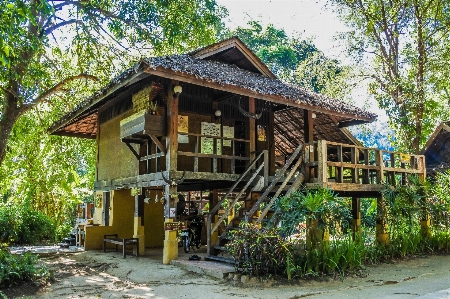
left=3, top=247, right=450, bottom=299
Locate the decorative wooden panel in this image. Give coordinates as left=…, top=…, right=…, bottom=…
left=223, top=126, right=234, bottom=147
left=201, top=122, right=221, bottom=154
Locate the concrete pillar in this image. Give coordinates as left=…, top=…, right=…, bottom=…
left=306, top=218, right=329, bottom=249
left=376, top=195, right=389, bottom=245
left=163, top=218, right=178, bottom=264
left=163, top=185, right=178, bottom=264
left=421, top=218, right=431, bottom=238
left=352, top=197, right=361, bottom=240
left=134, top=193, right=145, bottom=256
left=227, top=206, right=235, bottom=225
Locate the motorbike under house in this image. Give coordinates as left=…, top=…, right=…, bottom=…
left=176, top=194, right=204, bottom=253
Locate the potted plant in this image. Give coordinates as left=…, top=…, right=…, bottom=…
left=147, top=101, right=158, bottom=115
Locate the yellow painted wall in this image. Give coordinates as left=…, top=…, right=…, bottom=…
left=92, top=207, right=102, bottom=224
left=84, top=189, right=135, bottom=250
left=97, top=110, right=137, bottom=181
left=144, top=190, right=165, bottom=247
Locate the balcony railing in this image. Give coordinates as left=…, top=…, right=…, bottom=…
left=177, top=132, right=250, bottom=174
left=304, top=140, right=426, bottom=191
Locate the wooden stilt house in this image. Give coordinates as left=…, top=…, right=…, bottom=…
left=50, top=37, right=426, bottom=262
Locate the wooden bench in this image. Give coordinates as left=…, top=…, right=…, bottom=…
left=103, top=234, right=139, bottom=258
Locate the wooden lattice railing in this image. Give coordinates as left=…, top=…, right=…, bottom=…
left=304, top=140, right=426, bottom=190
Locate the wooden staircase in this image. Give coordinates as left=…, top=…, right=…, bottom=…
left=206, top=144, right=305, bottom=263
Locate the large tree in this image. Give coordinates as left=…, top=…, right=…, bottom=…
left=332, top=0, right=450, bottom=153
left=0, top=0, right=225, bottom=166
left=226, top=21, right=355, bottom=100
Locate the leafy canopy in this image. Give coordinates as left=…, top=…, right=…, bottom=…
left=332, top=0, right=450, bottom=153
left=0, top=0, right=225, bottom=225
left=225, top=20, right=357, bottom=101
left=0, top=0, right=226, bottom=166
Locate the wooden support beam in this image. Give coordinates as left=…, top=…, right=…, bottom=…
left=149, top=135, right=166, bottom=154
left=375, top=150, right=385, bottom=184
left=304, top=109, right=315, bottom=182
left=162, top=80, right=179, bottom=263
left=337, top=145, right=343, bottom=183
left=338, top=119, right=371, bottom=128
left=363, top=149, right=370, bottom=184
left=268, top=110, right=276, bottom=176
left=351, top=197, right=361, bottom=240
left=304, top=109, right=314, bottom=143
left=317, top=140, right=327, bottom=184
left=351, top=147, right=358, bottom=184
left=165, top=80, right=179, bottom=219
left=124, top=142, right=140, bottom=160
left=248, top=97, right=256, bottom=167
left=139, top=141, right=148, bottom=175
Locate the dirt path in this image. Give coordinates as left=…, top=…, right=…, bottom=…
left=3, top=249, right=450, bottom=299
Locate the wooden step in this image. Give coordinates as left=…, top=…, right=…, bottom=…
left=225, top=226, right=241, bottom=231
left=205, top=255, right=236, bottom=264
left=213, top=245, right=228, bottom=251
left=219, top=233, right=232, bottom=240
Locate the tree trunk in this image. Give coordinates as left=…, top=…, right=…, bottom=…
left=413, top=0, right=425, bottom=154
left=0, top=83, right=24, bottom=166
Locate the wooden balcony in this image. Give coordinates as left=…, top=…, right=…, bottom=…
left=304, top=140, right=426, bottom=195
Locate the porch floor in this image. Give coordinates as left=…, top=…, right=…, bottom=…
left=9, top=245, right=234, bottom=280
left=171, top=246, right=235, bottom=279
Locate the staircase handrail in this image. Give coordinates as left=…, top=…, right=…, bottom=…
left=208, top=150, right=266, bottom=217
left=210, top=162, right=265, bottom=235
left=207, top=150, right=267, bottom=255
left=256, top=155, right=304, bottom=223
left=247, top=144, right=304, bottom=219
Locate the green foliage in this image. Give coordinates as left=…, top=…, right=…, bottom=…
left=380, top=175, right=430, bottom=241
left=331, top=0, right=450, bottom=152
left=0, top=245, right=49, bottom=288
left=0, top=110, right=95, bottom=227
left=226, top=21, right=354, bottom=100
left=226, top=223, right=291, bottom=276
left=0, top=202, right=55, bottom=245
left=0, top=0, right=226, bottom=232
left=54, top=222, right=74, bottom=243
left=289, top=234, right=367, bottom=278
left=228, top=174, right=450, bottom=279
left=0, top=0, right=226, bottom=168
left=275, top=187, right=351, bottom=237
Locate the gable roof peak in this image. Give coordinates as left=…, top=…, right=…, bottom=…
left=188, top=37, right=276, bottom=79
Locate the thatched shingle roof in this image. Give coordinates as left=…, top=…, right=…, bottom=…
left=49, top=37, right=376, bottom=136
left=143, top=54, right=376, bottom=119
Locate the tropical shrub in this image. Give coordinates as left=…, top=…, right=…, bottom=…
left=0, top=202, right=55, bottom=245
left=0, top=245, right=49, bottom=288
left=274, top=187, right=352, bottom=238
left=54, top=221, right=74, bottom=243
left=226, top=223, right=291, bottom=276
left=226, top=176, right=450, bottom=279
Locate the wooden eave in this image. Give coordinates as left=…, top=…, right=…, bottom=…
left=421, top=122, right=450, bottom=154
left=329, top=115, right=363, bottom=147
left=144, top=66, right=375, bottom=122
left=49, top=68, right=147, bottom=135
left=190, top=37, right=276, bottom=79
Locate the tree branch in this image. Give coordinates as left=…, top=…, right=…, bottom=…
left=30, top=74, right=98, bottom=109
left=42, top=19, right=84, bottom=37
